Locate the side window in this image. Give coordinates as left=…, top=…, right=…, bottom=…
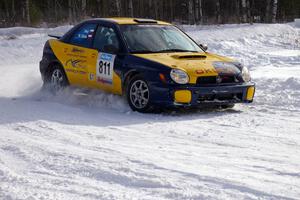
left=69, top=23, right=97, bottom=48
left=93, top=26, right=120, bottom=53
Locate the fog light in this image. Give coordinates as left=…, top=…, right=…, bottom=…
left=246, top=86, right=255, bottom=101
left=174, top=90, right=192, bottom=103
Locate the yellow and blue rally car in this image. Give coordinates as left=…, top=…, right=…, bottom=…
left=40, top=18, right=255, bottom=112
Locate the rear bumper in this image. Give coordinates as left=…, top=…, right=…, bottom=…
left=149, top=82, right=255, bottom=107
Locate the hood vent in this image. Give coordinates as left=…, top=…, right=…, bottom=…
left=172, top=54, right=207, bottom=59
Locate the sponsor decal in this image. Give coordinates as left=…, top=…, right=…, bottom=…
left=65, top=59, right=87, bottom=69
left=65, top=68, right=87, bottom=75
left=195, top=69, right=217, bottom=74
left=97, top=77, right=113, bottom=85
left=89, top=73, right=95, bottom=81
left=71, top=47, right=85, bottom=53
left=66, top=53, right=87, bottom=58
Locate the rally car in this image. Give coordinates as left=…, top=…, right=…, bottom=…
left=40, top=17, right=255, bottom=112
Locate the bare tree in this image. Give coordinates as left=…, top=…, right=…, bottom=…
left=25, top=0, right=30, bottom=25
left=128, top=0, right=133, bottom=17
left=272, top=0, right=278, bottom=23
left=216, top=0, right=221, bottom=24
left=241, top=0, right=247, bottom=23
left=1, top=0, right=300, bottom=28
left=236, top=0, right=241, bottom=23
left=199, top=0, right=203, bottom=24
left=82, top=0, right=87, bottom=18
left=12, top=0, right=15, bottom=24
left=247, top=0, right=252, bottom=24
left=194, top=0, right=199, bottom=23
left=68, top=0, right=72, bottom=23
left=266, top=0, right=271, bottom=22
left=115, top=0, right=121, bottom=16
left=188, top=0, right=195, bottom=24
left=169, top=0, right=174, bottom=22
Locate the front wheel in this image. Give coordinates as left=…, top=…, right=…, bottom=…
left=127, top=75, right=153, bottom=113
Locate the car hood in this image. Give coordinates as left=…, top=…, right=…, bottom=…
left=133, top=52, right=239, bottom=84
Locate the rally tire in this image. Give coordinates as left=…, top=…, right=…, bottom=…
left=44, top=64, right=69, bottom=93
left=126, top=75, right=154, bottom=113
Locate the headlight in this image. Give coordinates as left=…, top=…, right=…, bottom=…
left=241, top=66, right=251, bottom=82
left=170, top=69, right=189, bottom=84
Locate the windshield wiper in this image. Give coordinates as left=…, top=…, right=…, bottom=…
left=156, top=49, right=198, bottom=53
left=130, top=50, right=156, bottom=54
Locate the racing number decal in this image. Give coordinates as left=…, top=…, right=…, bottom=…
left=96, top=53, right=115, bottom=85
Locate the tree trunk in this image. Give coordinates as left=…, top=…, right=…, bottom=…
left=115, top=0, right=121, bottom=16
left=241, top=0, right=247, bottom=23
left=272, top=0, right=278, bottom=23
left=139, top=0, right=144, bottom=18
left=194, top=0, right=199, bottom=23
left=25, top=0, right=30, bottom=25
left=128, top=0, right=133, bottom=17
left=169, top=0, right=174, bottom=22
left=154, top=0, right=158, bottom=19
left=247, top=0, right=252, bottom=24
left=216, top=0, right=221, bottom=24
left=4, top=0, right=9, bottom=19
left=54, top=0, right=58, bottom=21
left=265, top=0, right=271, bottom=22
left=72, top=0, right=77, bottom=22
left=68, top=0, right=72, bottom=23
left=82, top=0, right=87, bottom=18
left=199, top=0, right=203, bottom=24
left=236, top=0, right=240, bottom=23
left=188, top=0, right=195, bottom=24
left=12, top=0, right=15, bottom=25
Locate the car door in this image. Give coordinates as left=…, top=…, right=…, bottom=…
left=88, top=25, right=123, bottom=95
left=62, top=23, right=97, bottom=86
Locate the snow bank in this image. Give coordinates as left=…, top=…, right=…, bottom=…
left=295, top=19, right=300, bottom=28
left=0, top=26, right=71, bottom=65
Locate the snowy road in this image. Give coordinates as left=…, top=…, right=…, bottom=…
left=0, top=23, right=299, bottom=199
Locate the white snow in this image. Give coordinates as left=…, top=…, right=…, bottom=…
left=0, top=23, right=300, bottom=200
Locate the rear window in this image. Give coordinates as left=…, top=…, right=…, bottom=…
left=69, top=23, right=97, bottom=48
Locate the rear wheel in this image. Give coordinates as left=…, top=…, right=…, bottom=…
left=44, top=64, right=69, bottom=93
left=127, top=75, right=153, bottom=113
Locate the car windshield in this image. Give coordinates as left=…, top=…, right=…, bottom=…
left=120, top=25, right=203, bottom=53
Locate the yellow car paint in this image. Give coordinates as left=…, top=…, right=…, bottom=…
left=49, top=39, right=122, bottom=95
left=106, top=17, right=171, bottom=25
left=133, top=52, right=234, bottom=84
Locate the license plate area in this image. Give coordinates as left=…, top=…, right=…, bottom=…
left=197, top=92, right=243, bottom=102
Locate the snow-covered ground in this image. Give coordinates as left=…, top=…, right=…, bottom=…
left=0, top=23, right=299, bottom=200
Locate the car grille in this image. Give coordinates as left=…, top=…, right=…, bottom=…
left=196, top=75, right=240, bottom=85
left=197, top=92, right=243, bottom=102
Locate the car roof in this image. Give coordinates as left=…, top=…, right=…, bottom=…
left=84, top=17, right=171, bottom=25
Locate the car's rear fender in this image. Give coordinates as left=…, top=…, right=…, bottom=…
left=40, top=40, right=66, bottom=82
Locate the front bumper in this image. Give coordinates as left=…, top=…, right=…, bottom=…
left=149, top=82, right=255, bottom=107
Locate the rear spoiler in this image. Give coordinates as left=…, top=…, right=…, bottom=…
left=48, top=34, right=62, bottom=39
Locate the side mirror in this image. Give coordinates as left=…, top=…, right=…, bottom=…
left=199, top=44, right=208, bottom=51
left=103, top=44, right=119, bottom=54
